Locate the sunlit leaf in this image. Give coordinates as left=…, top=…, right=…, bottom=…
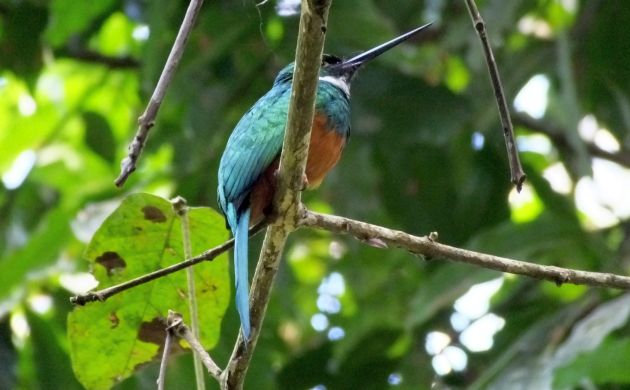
left=68, top=193, right=230, bottom=390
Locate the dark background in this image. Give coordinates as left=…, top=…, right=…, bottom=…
left=1, top=0, right=630, bottom=388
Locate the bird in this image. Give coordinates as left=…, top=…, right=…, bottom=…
left=217, top=23, right=432, bottom=341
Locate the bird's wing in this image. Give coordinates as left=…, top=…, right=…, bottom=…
left=218, top=87, right=290, bottom=213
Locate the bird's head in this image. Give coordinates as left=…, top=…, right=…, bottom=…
left=273, top=22, right=433, bottom=94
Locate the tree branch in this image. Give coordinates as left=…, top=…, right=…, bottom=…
left=114, top=0, right=204, bottom=187
left=157, top=322, right=174, bottom=390
left=513, top=111, right=630, bottom=169
left=465, top=0, right=526, bottom=191
left=167, top=310, right=222, bottom=381
left=172, top=197, right=206, bottom=390
left=55, top=48, right=140, bottom=69
left=221, top=1, right=332, bottom=388
left=300, top=209, right=630, bottom=289
left=69, top=221, right=267, bottom=306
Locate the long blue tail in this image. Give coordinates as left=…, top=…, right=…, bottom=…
left=227, top=203, right=251, bottom=340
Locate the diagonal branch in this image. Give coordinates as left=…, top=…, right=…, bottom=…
left=54, top=48, right=140, bottom=69
left=513, top=111, right=630, bottom=169
left=221, top=1, right=333, bottom=388
left=301, top=209, right=630, bottom=289
left=115, top=0, right=205, bottom=187
left=167, top=311, right=222, bottom=381
left=70, top=221, right=267, bottom=306
left=465, top=0, right=526, bottom=191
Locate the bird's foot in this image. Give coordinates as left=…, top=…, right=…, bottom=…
left=301, top=173, right=309, bottom=191
left=270, top=168, right=308, bottom=190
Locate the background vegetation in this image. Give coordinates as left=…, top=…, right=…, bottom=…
left=1, top=0, right=630, bottom=388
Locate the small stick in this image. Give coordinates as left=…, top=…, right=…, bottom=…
left=464, top=0, right=526, bottom=191
left=172, top=197, right=206, bottom=390
left=115, top=0, right=205, bottom=187
left=167, top=310, right=222, bottom=381
left=157, top=323, right=174, bottom=390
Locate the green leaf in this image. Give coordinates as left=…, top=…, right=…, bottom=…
left=577, top=1, right=630, bottom=141
left=45, top=0, right=116, bottom=47
left=0, top=2, right=47, bottom=86
left=480, top=294, right=630, bottom=389
left=68, top=193, right=230, bottom=390
left=92, top=12, right=136, bottom=57
left=25, top=309, right=83, bottom=390
left=0, top=207, right=74, bottom=301
left=554, top=337, right=630, bottom=388
left=83, top=111, right=116, bottom=164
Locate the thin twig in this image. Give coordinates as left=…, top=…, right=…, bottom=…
left=167, top=310, right=222, bottom=381
left=301, top=209, right=630, bottom=289
left=55, top=48, right=139, bottom=69
left=172, top=197, right=206, bottom=390
left=221, top=1, right=333, bottom=388
left=464, top=0, right=526, bottom=191
left=157, top=323, right=174, bottom=390
left=69, top=221, right=267, bottom=306
left=115, top=0, right=205, bottom=187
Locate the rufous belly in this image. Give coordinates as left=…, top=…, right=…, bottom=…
left=249, top=113, right=346, bottom=224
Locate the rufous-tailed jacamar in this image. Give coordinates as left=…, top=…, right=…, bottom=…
left=218, top=23, right=432, bottom=340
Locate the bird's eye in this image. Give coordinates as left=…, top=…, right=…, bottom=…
left=322, top=54, right=342, bottom=66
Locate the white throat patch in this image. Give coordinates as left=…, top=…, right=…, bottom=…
left=319, top=75, right=350, bottom=97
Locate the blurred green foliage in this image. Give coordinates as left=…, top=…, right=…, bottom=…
left=1, top=0, right=630, bottom=388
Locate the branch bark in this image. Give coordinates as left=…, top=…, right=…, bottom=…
left=70, top=221, right=267, bottom=305
left=465, top=0, right=526, bottom=190
left=301, top=209, right=630, bottom=289
left=221, top=1, right=333, bottom=388
left=115, top=0, right=204, bottom=187
left=167, top=311, right=222, bottom=381
left=157, top=322, right=174, bottom=390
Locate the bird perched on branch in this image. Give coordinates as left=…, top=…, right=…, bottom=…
left=218, top=23, right=433, bottom=341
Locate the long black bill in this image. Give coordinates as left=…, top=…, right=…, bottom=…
left=332, top=22, right=433, bottom=76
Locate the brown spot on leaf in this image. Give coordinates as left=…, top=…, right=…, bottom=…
left=133, top=317, right=184, bottom=368
left=142, top=205, right=167, bottom=223
left=109, top=312, right=120, bottom=329
left=95, top=251, right=126, bottom=276
left=138, top=317, right=166, bottom=346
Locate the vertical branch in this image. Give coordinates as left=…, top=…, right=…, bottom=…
left=172, top=197, right=206, bottom=390
left=221, top=0, right=333, bottom=388
left=464, top=0, right=526, bottom=191
left=115, top=0, right=205, bottom=187
left=157, top=325, right=174, bottom=390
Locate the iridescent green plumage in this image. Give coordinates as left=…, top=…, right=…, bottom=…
left=217, top=23, right=433, bottom=340
left=217, top=60, right=351, bottom=341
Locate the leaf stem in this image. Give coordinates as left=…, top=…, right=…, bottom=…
left=172, top=197, right=206, bottom=390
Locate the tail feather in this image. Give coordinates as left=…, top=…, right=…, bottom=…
left=228, top=203, right=251, bottom=341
